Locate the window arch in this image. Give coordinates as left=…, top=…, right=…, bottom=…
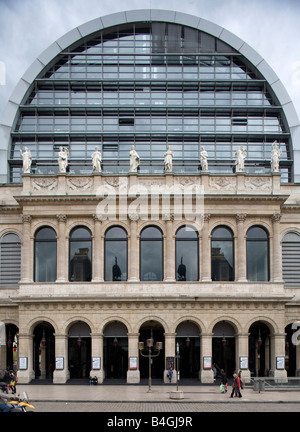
left=211, top=226, right=234, bottom=281
left=69, top=226, right=92, bottom=281
left=140, top=226, right=163, bottom=281
left=104, top=226, right=128, bottom=281
left=34, top=227, right=57, bottom=282
left=282, top=231, right=300, bottom=286
left=246, top=226, right=269, bottom=281
left=0, top=233, right=21, bottom=287
left=175, top=225, right=199, bottom=281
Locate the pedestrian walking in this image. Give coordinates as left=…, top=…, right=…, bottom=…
left=230, top=373, right=242, bottom=398
left=220, top=369, right=228, bottom=392
left=167, top=367, right=173, bottom=383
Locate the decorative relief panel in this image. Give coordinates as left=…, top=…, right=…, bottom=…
left=209, top=177, right=236, bottom=191
left=244, top=177, right=272, bottom=191
left=32, top=178, right=57, bottom=191
left=66, top=178, right=92, bottom=191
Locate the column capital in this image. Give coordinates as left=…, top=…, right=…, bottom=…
left=56, top=214, right=67, bottom=223
left=236, top=213, right=247, bottom=222
left=22, top=214, right=32, bottom=224
left=271, top=213, right=281, bottom=223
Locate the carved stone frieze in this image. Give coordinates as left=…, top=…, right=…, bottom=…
left=209, top=177, right=236, bottom=191
left=66, top=178, right=92, bottom=191
left=32, top=178, right=57, bottom=191
left=245, top=177, right=272, bottom=191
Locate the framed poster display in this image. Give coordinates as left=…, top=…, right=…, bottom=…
left=239, top=356, right=248, bottom=370
left=203, top=356, right=212, bottom=370
left=129, top=357, right=138, bottom=370
left=166, top=356, right=175, bottom=370
left=19, top=357, right=28, bottom=370
left=55, top=357, right=64, bottom=370
left=92, top=357, right=101, bottom=370
left=276, top=356, right=285, bottom=370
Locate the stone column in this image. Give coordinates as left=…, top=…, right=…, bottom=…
left=56, top=214, right=67, bottom=282
left=21, top=215, right=32, bottom=282
left=92, top=215, right=104, bottom=282
left=200, top=333, right=214, bottom=383
left=127, top=333, right=140, bottom=383
left=128, top=214, right=139, bottom=281
left=89, top=333, right=104, bottom=383
left=269, top=333, right=288, bottom=380
left=53, top=334, right=70, bottom=384
left=236, top=214, right=247, bottom=282
left=272, top=213, right=283, bottom=282
left=17, top=333, right=35, bottom=383
left=164, top=216, right=175, bottom=281
left=164, top=333, right=177, bottom=383
left=201, top=214, right=211, bottom=282
left=235, top=332, right=251, bottom=382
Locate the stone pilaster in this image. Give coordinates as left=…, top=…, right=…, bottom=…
left=127, top=333, right=140, bottom=383
left=201, top=214, right=211, bottom=282
left=92, top=215, right=104, bottom=282
left=200, top=333, right=214, bottom=383
left=164, top=215, right=175, bottom=281
left=21, top=215, right=32, bottom=282
left=236, top=214, right=247, bottom=282
left=128, top=214, right=139, bottom=281
left=53, top=334, right=70, bottom=384
left=272, top=213, right=283, bottom=282
left=56, top=214, right=67, bottom=282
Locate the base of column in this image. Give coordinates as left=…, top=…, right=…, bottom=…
left=17, top=369, right=35, bottom=384
left=127, top=369, right=140, bottom=384
left=200, top=369, right=214, bottom=383
left=239, top=369, right=251, bottom=383
left=53, top=369, right=70, bottom=384
left=269, top=369, right=288, bottom=381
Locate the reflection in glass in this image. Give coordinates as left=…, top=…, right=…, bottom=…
left=69, top=227, right=92, bottom=281
left=34, top=227, right=57, bottom=282
left=176, top=226, right=198, bottom=281
left=211, top=226, right=234, bottom=281
left=140, top=226, right=163, bottom=281
left=247, top=226, right=269, bottom=281
left=105, top=226, right=127, bottom=281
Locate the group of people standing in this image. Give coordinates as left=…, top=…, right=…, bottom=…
left=214, top=364, right=243, bottom=398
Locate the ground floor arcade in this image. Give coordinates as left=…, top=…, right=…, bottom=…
left=1, top=298, right=299, bottom=384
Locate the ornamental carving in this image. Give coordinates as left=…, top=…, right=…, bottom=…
left=209, top=177, right=236, bottom=191
left=272, top=213, right=281, bottom=223
left=32, top=178, right=57, bottom=191
left=236, top=214, right=247, bottom=222
left=66, top=178, right=92, bottom=191
left=245, top=177, right=272, bottom=191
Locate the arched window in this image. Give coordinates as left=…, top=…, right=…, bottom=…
left=140, top=226, right=163, bottom=281
left=282, top=232, right=300, bottom=286
left=211, top=226, right=234, bottom=281
left=69, top=226, right=92, bottom=281
left=105, top=226, right=128, bottom=281
left=0, top=233, right=21, bottom=287
left=246, top=226, right=269, bottom=281
left=175, top=225, right=199, bottom=281
left=34, top=227, right=57, bottom=282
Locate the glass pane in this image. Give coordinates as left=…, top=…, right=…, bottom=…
left=70, top=227, right=91, bottom=240
left=105, top=226, right=127, bottom=239
left=35, top=227, right=56, bottom=240
left=1, top=233, right=20, bottom=243
left=105, top=240, right=127, bottom=281
left=212, top=226, right=233, bottom=239
left=69, top=240, right=92, bottom=281
left=140, top=240, right=163, bottom=281
left=247, top=240, right=268, bottom=281
left=176, top=226, right=198, bottom=239
left=247, top=226, right=268, bottom=239
left=211, top=240, right=234, bottom=281
left=176, top=240, right=198, bottom=281
left=35, top=241, right=57, bottom=282
left=140, top=226, right=162, bottom=239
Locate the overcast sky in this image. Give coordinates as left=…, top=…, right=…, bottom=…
left=0, top=0, right=300, bottom=121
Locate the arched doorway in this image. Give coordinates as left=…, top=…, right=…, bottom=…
left=139, top=321, right=165, bottom=380
left=249, top=321, right=271, bottom=377
left=33, top=322, right=55, bottom=380
left=212, top=321, right=236, bottom=378
left=175, top=321, right=200, bottom=379
left=103, top=321, right=128, bottom=380
left=285, top=324, right=297, bottom=377
left=68, top=321, right=91, bottom=379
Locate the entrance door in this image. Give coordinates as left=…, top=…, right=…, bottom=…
left=212, top=321, right=236, bottom=378
left=103, top=321, right=128, bottom=379
left=139, top=321, right=165, bottom=379
left=68, top=321, right=91, bottom=379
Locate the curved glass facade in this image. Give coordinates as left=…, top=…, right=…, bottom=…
left=9, top=21, right=292, bottom=182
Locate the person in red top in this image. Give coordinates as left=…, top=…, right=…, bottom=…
left=230, top=373, right=242, bottom=398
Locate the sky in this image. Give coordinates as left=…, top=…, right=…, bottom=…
left=0, top=0, right=300, bottom=121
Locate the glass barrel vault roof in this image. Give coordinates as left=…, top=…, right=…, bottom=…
left=2, top=11, right=298, bottom=183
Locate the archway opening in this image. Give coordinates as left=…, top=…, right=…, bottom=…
left=33, top=322, right=55, bottom=380
left=212, top=321, right=236, bottom=378
left=249, top=321, right=271, bottom=377
left=103, top=321, right=128, bottom=380
left=139, top=321, right=165, bottom=380
left=285, top=324, right=296, bottom=377
left=68, top=321, right=91, bottom=379
left=175, top=321, right=200, bottom=379
left=4, top=323, right=18, bottom=373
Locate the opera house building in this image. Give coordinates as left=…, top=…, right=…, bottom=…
left=0, top=9, right=300, bottom=384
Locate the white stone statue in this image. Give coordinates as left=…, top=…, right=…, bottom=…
left=235, top=146, right=247, bottom=172
left=200, top=146, right=208, bottom=172
left=58, top=146, right=69, bottom=173
left=129, top=145, right=140, bottom=173
left=20, top=147, right=32, bottom=174
left=91, top=146, right=102, bottom=173
left=271, top=141, right=282, bottom=172
left=164, top=144, right=174, bottom=172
